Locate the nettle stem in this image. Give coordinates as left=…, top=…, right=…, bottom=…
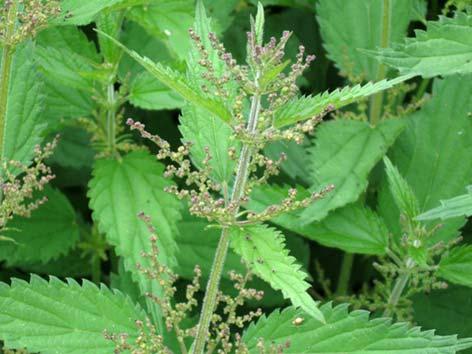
left=336, top=253, right=354, bottom=295
left=192, top=93, right=261, bottom=354
left=369, top=0, right=390, bottom=126
left=106, top=83, right=117, bottom=155
left=384, top=271, right=409, bottom=317
left=0, top=0, right=18, bottom=163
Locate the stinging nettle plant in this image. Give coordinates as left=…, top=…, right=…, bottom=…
left=1, top=0, right=472, bottom=353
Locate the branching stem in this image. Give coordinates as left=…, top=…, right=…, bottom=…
left=0, top=0, right=18, bottom=164
left=192, top=92, right=261, bottom=354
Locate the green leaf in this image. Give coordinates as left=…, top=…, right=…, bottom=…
left=118, top=21, right=174, bottom=78
left=274, top=76, right=412, bottom=128
left=417, top=186, right=472, bottom=221
left=0, top=187, right=79, bottom=265
left=317, top=0, right=426, bottom=80
left=129, top=71, right=184, bottom=110
left=301, top=118, right=405, bottom=223
left=36, top=46, right=97, bottom=91
left=96, top=11, right=125, bottom=65
left=98, top=30, right=232, bottom=123
left=230, top=224, right=325, bottom=323
left=2, top=42, right=45, bottom=165
left=383, top=156, right=420, bottom=220
left=242, top=303, right=472, bottom=353
left=179, top=1, right=238, bottom=184
left=52, top=0, right=124, bottom=26
left=49, top=126, right=95, bottom=169
left=370, top=12, right=472, bottom=78
left=36, top=27, right=99, bottom=123
left=264, top=140, right=311, bottom=183
left=438, top=246, right=472, bottom=288
left=88, top=151, right=182, bottom=320
left=413, top=285, right=472, bottom=354
left=379, top=75, right=472, bottom=244
left=202, top=0, right=238, bottom=33
left=180, top=104, right=237, bottom=183
left=254, top=2, right=265, bottom=45
left=37, top=26, right=101, bottom=62
left=126, top=0, right=194, bottom=60
left=249, top=185, right=389, bottom=255
left=0, top=275, right=146, bottom=354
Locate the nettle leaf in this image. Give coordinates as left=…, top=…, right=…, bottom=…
left=249, top=185, right=388, bottom=255
left=301, top=118, right=405, bottom=224
left=118, top=21, right=174, bottom=78
left=383, top=156, right=420, bottom=220
left=52, top=0, right=124, bottom=26
left=126, top=0, right=194, bottom=60
left=413, top=285, right=472, bottom=351
left=129, top=71, right=184, bottom=110
left=202, top=0, right=238, bottom=33
left=0, top=275, right=146, bottom=354
left=38, top=26, right=100, bottom=61
left=230, top=225, right=325, bottom=323
left=417, top=186, right=472, bottom=221
left=317, top=0, right=426, bottom=80
left=100, top=31, right=232, bottom=123
left=264, top=140, right=311, bottom=184
left=50, top=126, right=95, bottom=169
left=36, top=46, right=97, bottom=91
left=242, top=303, right=472, bottom=353
left=37, top=27, right=99, bottom=121
left=438, top=246, right=472, bottom=288
left=2, top=42, right=45, bottom=165
left=88, top=151, right=182, bottom=320
left=96, top=11, right=124, bottom=65
left=370, top=12, right=472, bottom=78
left=179, top=1, right=238, bottom=184
left=0, top=187, right=79, bottom=265
left=180, top=103, right=236, bottom=184
left=117, top=22, right=184, bottom=111
left=274, top=76, right=411, bottom=128
left=379, top=75, right=472, bottom=244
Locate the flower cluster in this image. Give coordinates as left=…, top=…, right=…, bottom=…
left=125, top=27, right=333, bottom=226
left=0, top=0, right=61, bottom=45
left=0, top=137, right=57, bottom=232
left=106, top=216, right=273, bottom=354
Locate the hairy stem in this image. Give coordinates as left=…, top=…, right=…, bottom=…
left=106, top=83, right=117, bottom=155
left=191, top=93, right=261, bottom=354
left=384, top=272, right=409, bottom=317
left=0, top=0, right=18, bottom=163
left=369, top=0, right=390, bottom=126
left=335, top=253, right=354, bottom=295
